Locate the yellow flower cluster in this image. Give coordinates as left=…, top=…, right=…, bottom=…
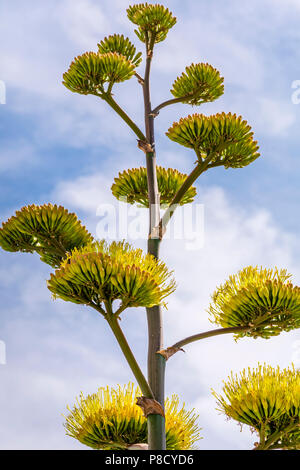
left=65, top=382, right=201, bottom=450
left=0, top=204, right=92, bottom=267
left=63, top=51, right=136, bottom=96
left=47, top=240, right=176, bottom=310
left=111, top=166, right=196, bottom=207
left=209, top=266, right=300, bottom=339
left=166, top=112, right=260, bottom=169
left=213, top=364, right=300, bottom=449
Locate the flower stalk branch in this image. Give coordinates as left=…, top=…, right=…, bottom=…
left=105, top=311, right=154, bottom=399
left=158, top=326, right=252, bottom=360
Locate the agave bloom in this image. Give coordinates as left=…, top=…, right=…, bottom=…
left=166, top=112, right=260, bottom=169
left=0, top=204, right=92, bottom=268
left=111, top=166, right=196, bottom=207
left=62, top=51, right=136, bottom=96
left=98, top=34, right=142, bottom=67
left=213, top=364, right=300, bottom=450
left=127, top=3, right=176, bottom=43
left=65, top=382, right=201, bottom=450
left=171, top=63, right=224, bottom=106
left=47, top=240, right=176, bottom=311
left=209, top=266, right=300, bottom=339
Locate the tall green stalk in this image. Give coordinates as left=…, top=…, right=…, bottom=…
left=142, top=35, right=167, bottom=450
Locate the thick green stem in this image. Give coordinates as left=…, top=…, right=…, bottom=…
left=143, top=35, right=167, bottom=451
left=259, top=424, right=266, bottom=449
left=106, top=314, right=153, bottom=399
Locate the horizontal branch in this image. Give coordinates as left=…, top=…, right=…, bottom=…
left=157, top=326, right=251, bottom=360
left=151, top=97, right=187, bottom=115
left=151, top=87, right=209, bottom=116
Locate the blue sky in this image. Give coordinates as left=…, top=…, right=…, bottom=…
left=0, top=0, right=300, bottom=449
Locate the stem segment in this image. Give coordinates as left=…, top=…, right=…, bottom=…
left=158, top=326, right=251, bottom=360
left=104, top=94, right=146, bottom=141
left=255, top=422, right=298, bottom=450
left=170, top=326, right=251, bottom=351
left=143, top=35, right=167, bottom=450
left=106, top=314, right=154, bottom=399
left=160, top=160, right=210, bottom=235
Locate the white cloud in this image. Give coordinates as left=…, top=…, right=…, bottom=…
left=54, top=172, right=114, bottom=213
left=0, top=141, right=38, bottom=173
left=154, top=18, right=264, bottom=92
left=58, top=0, right=108, bottom=50
left=258, top=98, right=296, bottom=135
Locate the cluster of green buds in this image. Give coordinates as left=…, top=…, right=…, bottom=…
left=0, top=204, right=92, bottom=268
left=166, top=112, right=260, bottom=169
left=98, top=34, right=142, bottom=67
left=65, top=382, right=201, bottom=450
left=47, top=240, right=176, bottom=312
left=127, top=3, right=177, bottom=44
left=208, top=266, right=300, bottom=339
left=170, top=63, right=224, bottom=106
left=62, top=31, right=146, bottom=99
left=213, top=364, right=300, bottom=450
left=111, top=166, right=196, bottom=207
left=62, top=49, right=137, bottom=97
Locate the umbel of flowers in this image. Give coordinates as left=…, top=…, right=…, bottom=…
left=65, top=382, right=201, bottom=450
left=208, top=266, right=300, bottom=339
left=213, top=364, right=300, bottom=450
left=47, top=239, right=176, bottom=311
left=111, top=166, right=197, bottom=207
left=0, top=204, right=92, bottom=268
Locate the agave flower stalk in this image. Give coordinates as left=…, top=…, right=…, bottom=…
left=2, top=2, right=298, bottom=452
left=60, top=3, right=262, bottom=449
left=140, top=23, right=166, bottom=450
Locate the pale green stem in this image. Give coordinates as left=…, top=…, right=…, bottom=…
left=255, top=422, right=298, bottom=450
left=160, top=158, right=213, bottom=234
left=166, top=326, right=251, bottom=353
left=102, top=93, right=146, bottom=141
left=142, top=33, right=167, bottom=451
left=106, top=313, right=154, bottom=399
